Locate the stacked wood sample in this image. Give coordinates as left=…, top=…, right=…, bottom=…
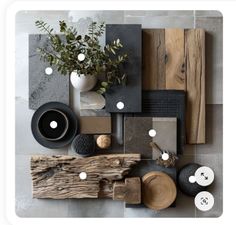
left=142, top=29, right=205, bottom=144
left=31, top=154, right=141, bottom=201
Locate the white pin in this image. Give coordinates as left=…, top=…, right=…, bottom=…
left=148, top=129, right=156, bottom=137
left=79, top=172, right=87, bottom=180
left=50, top=121, right=58, bottom=129
left=78, top=53, right=85, bottom=62
left=45, top=67, right=53, bottom=75
left=188, top=175, right=196, bottom=183
left=116, top=101, right=124, bottom=110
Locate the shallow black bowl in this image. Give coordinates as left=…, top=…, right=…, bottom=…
left=31, top=102, right=78, bottom=149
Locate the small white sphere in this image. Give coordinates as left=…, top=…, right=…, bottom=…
left=162, top=152, right=169, bottom=160
left=148, top=129, right=156, bottom=137
left=116, top=101, right=125, bottom=110
left=188, top=175, right=196, bottom=183
left=79, top=172, right=87, bottom=180
left=45, top=67, right=53, bottom=75
left=78, top=53, right=85, bottom=62
left=50, top=121, right=58, bottom=129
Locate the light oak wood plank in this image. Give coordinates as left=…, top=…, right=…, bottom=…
left=185, top=29, right=205, bottom=144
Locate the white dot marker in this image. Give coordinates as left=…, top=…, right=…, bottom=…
left=79, top=172, right=87, bottom=180
left=189, top=175, right=196, bottom=183
left=45, top=67, right=53, bottom=75
left=78, top=53, right=85, bottom=62
left=116, top=101, right=124, bottom=110
left=148, top=129, right=156, bottom=137
left=50, top=121, right=58, bottom=129
left=161, top=152, right=169, bottom=161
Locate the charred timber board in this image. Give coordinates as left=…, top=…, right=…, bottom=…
left=31, top=154, right=141, bottom=199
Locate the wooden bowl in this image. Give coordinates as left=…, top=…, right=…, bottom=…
left=142, top=171, right=177, bottom=210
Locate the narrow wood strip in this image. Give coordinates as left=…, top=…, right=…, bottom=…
left=165, top=29, right=186, bottom=90
left=185, top=29, right=205, bottom=144
left=142, top=29, right=166, bottom=90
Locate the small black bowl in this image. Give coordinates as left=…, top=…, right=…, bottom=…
left=37, top=109, right=69, bottom=141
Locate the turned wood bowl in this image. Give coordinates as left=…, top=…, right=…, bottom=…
left=142, top=171, right=177, bottom=210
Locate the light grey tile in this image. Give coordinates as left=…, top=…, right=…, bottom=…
left=68, top=199, right=124, bottom=217
left=195, top=10, right=223, bottom=17
left=15, top=99, right=68, bottom=155
left=124, top=10, right=194, bottom=17
left=194, top=154, right=223, bottom=217
left=125, top=16, right=194, bottom=28
left=195, top=17, right=223, bottom=104
left=196, top=105, right=223, bottom=154
left=15, top=155, right=69, bottom=217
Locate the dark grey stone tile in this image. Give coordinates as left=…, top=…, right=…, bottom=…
left=195, top=17, right=223, bottom=104
left=194, top=154, right=223, bottom=217
left=68, top=199, right=124, bottom=217
left=15, top=155, right=69, bottom=217
left=195, top=10, right=223, bottom=17
left=196, top=105, right=223, bottom=154
left=15, top=99, right=68, bottom=155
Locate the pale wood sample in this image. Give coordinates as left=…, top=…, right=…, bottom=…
left=185, top=29, right=205, bottom=144
left=142, top=29, right=166, bottom=90
left=31, top=154, right=141, bottom=199
left=113, top=177, right=141, bottom=204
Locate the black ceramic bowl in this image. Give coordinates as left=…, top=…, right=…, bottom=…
left=37, top=109, right=69, bottom=141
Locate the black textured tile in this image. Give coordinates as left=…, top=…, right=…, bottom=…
left=105, top=24, right=142, bottom=112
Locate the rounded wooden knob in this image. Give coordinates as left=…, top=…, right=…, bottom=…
left=96, top=135, right=111, bottom=149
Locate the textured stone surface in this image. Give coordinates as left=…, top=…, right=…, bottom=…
left=80, top=91, right=105, bottom=110
left=105, top=24, right=142, bottom=112
left=29, top=34, right=69, bottom=110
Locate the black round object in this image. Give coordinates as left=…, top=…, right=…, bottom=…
left=178, top=163, right=206, bottom=197
left=37, top=109, right=69, bottom=141
left=31, top=102, right=78, bottom=149
left=72, top=134, right=95, bottom=157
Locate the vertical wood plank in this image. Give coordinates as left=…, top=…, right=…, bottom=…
left=185, top=29, right=205, bottom=144
left=165, top=29, right=186, bottom=90
left=142, top=29, right=166, bottom=90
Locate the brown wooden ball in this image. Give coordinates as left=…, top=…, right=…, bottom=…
left=96, top=135, right=111, bottom=149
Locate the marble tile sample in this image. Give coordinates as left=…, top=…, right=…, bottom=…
left=79, top=109, right=110, bottom=117
left=29, top=34, right=69, bottom=110
left=124, top=117, right=177, bottom=159
left=105, top=24, right=142, bottom=112
left=80, top=91, right=106, bottom=110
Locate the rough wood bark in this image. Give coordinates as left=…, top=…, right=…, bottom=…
left=142, top=29, right=166, bottom=90
left=31, top=154, right=141, bottom=199
left=185, top=29, right=205, bottom=144
left=165, top=29, right=186, bottom=90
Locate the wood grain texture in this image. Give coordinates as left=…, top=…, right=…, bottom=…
left=31, top=154, right=141, bottom=199
left=142, top=28, right=205, bottom=144
left=185, top=29, right=205, bottom=144
left=165, top=29, right=186, bottom=90
left=142, top=29, right=166, bottom=90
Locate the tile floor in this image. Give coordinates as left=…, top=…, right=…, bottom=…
left=15, top=10, right=223, bottom=218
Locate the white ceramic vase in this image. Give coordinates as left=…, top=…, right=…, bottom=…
left=70, top=71, right=97, bottom=92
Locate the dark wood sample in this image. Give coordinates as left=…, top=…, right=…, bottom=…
left=29, top=34, right=69, bottom=110
left=31, top=154, right=141, bottom=199
left=142, top=29, right=205, bottom=144
left=105, top=24, right=142, bottom=113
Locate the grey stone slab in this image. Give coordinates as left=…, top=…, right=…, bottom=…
left=195, top=17, right=223, bottom=104
left=124, top=10, right=194, bottom=17
left=194, top=154, right=223, bottom=217
left=15, top=155, right=69, bottom=217
left=105, top=24, right=142, bottom=113
left=67, top=199, right=124, bottom=217
left=183, top=144, right=196, bottom=156
left=195, top=10, right=223, bottom=17
left=124, top=16, right=194, bottom=28
left=79, top=109, right=110, bottom=117
left=15, top=98, right=68, bottom=155
left=29, top=34, right=69, bottom=110
left=196, top=105, right=223, bottom=154
left=80, top=92, right=105, bottom=110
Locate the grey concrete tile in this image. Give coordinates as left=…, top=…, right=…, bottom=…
left=176, top=154, right=195, bottom=170
left=183, top=144, right=196, bottom=156
left=124, top=10, right=194, bottom=17
left=196, top=105, right=223, bottom=154
left=15, top=99, right=68, bottom=155
left=195, top=10, right=223, bottom=17
left=194, top=154, right=223, bottom=217
left=124, top=16, right=194, bottom=28
left=15, top=155, right=69, bottom=217
left=68, top=199, right=124, bottom=217
left=195, top=17, right=223, bottom=104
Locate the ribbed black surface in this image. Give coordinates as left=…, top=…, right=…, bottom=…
left=72, top=134, right=95, bottom=157
left=178, top=163, right=206, bottom=197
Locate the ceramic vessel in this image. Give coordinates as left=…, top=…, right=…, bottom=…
left=70, top=71, right=97, bottom=92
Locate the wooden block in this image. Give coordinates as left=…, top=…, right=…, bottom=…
left=31, top=154, right=141, bottom=199
left=113, top=177, right=141, bottom=204
left=165, top=29, right=186, bottom=90
left=80, top=116, right=111, bottom=134
left=185, top=29, right=205, bottom=144
left=142, top=29, right=166, bottom=90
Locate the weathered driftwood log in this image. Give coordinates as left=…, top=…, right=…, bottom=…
left=31, top=154, right=141, bottom=199
left=113, top=177, right=141, bottom=204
